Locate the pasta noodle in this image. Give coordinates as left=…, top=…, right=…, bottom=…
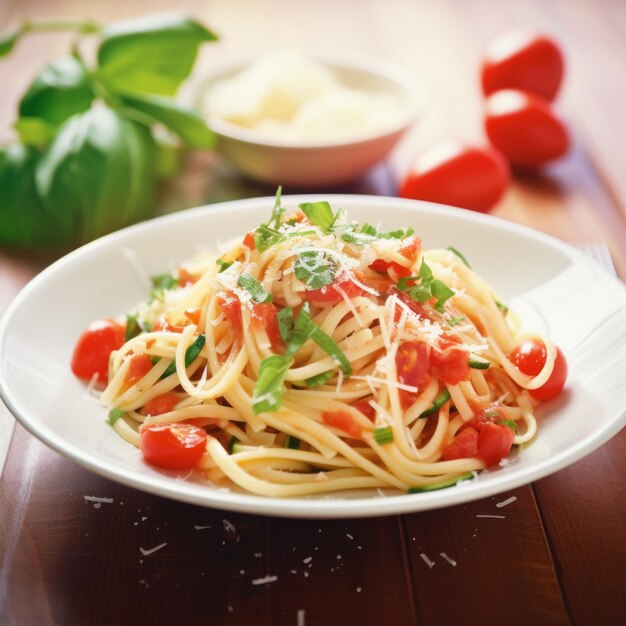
left=97, top=196, right=562, bottom=497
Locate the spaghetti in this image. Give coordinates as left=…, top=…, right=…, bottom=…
left=88, top=195, right=565, bottom=497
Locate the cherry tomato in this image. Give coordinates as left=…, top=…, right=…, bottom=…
left=243, top=232, right=255, bottom=250
left=303, top=272, right=363, bottom=305
left=476, top=422, right=515, bottom=467
left=125, top=353, right=153, bottom=385
left=140, top=422, right=207, bottom=469
left=399, top=143, right=510, bottom=213
left=395, top=341, right=431, bottom=409
left=351, top=398, right=376, bottom=421
left=429, top=335, right=470, bottom=385
left=481, top=31, right=564, bottom=101
left=178, top=267, right=199, bottom=287
left=141, top=392, right=180, bottom=416
left=216, top=290, right=242, bottom=336
left=184, top=307, right=202, bottom=325
left=392, top=289, right=430, bottom=321
left=484, top=90, right=569, bottom=168
left=510, top=340, right=567, bottom=401
left=442, top=427, right=479, bottom=461
left=322, top=410, right=364, bottom=439
left=152, top=315, right=185, bottom=333
left=71, top=318, right=125, bottom=384
left=250, top=302, right=284, bottom=352
left=369, top=258, right=413, bottom=279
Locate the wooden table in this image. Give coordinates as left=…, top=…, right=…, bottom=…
left=1, top=1, right=625, bottom=624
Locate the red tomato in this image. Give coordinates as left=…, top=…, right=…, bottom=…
left=125, top=353, right=153, bottom=385
left=476, top=422, right=515, bottom=467
left=362, top=273, right=394, bottom=295
left=152, top=315, right=185, bottom=333
left=71, top=318, right=125, bottom=384
left=184, top=307, right=202, bottom=325
left=398, top=236, right=421, bottom=262
left=216, top=290, right=242, bottom=336
left=395, top=341, right=431, bottom=409
left=510, top=340, right=567, bottom=401
left=369, top=258, right=412, bottom=279
left=442, top=427, right=479, bottom=461
left=140, top=422, right=207, bottom=469
left=250, top=302, right=283, bottom=352
left=322, top=410, right=363, bottom=439
left=399, top=143, right=510, bottom=213
left=141, top=392, right=179, bottom=416
left=303, top=272, right=363, bottom=305
left=484, top=90, right=569, bottom=168
left=350, top=398, right=376, bottom=421
left=178, top=268, right=198, bottom=287
left=430, top=335, right=470, bottom=385
left=392, top=289, right=430, bottom=320
left=243, top=232, right=255, bottom=250
left=481, top=31, right=564, bottom=101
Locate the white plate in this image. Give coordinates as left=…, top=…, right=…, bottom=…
left=1, top=196, right=624, bottom=518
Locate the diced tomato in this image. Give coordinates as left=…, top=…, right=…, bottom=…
left=391, top=289, right=430, bottom=322
left=145, top=338, right=156, bottom=349
left=477, top=422, right=515, bottom=467
left=141, top=392, right=180, bottom=416
left=442, top=427, right=479, bottom=461
left=216, top=290, right=242, bottom=336
left=140, top=422, right=207, bottom=469
left=322, top=410, right=363, bottom=439
left=243, top=232, right=255, bottom=250
left=285, top=210, right=306, bottom=223
left=350, top=398, right=377, bottom=421
left=184, top=307, right=202, bottom=325
left=395, top=341, right=431, bottom=409
left=250, top=302, right=284, bottom=352
left=430, top=334, right=470, bottom=385
left=369, top=258, right=413, bottom=279
left=509, top=339, right=567, bottom=401
left=152, top=315, right=185, bottom=333
left=362, top=273, right=394, bottom=295
left=185, top=417, right=222, bottom=429
left=71, top=318, right=125, bottom=384
left=398, top=236, right=421, bottom=262
left=461, top=403, right=505, bottom=432
left=125, top=353, right=153, bottom=385
left=303, top=272, right=363, bottom=306
left=178, top=268, right=198, bottom=287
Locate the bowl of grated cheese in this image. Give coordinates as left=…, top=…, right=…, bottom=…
left=197, top=52, right=426, bottom=187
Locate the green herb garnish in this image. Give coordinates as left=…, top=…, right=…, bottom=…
left=468, top=358, right=490, bottom=370
left=419, top=389, right=451, bottom=418
left=161, top=334, right=205, bottom=378
left=298, top=201, right=340, bottom=233
left=302, top=370, right=334, bottom=388
left=373, top=427, right=394, bottom=445
left=448, top=316, right=466, bottom=326
left=498, top=419, right=517, bottom=432
left=227, top=436, right=238, bottom=453
left=495, top=299, right=509, bottom=314
left=408, top=471, right=474, bottom=493
left=216, top=258, right=233, bottom=272
left=125, top=314, right=142, bottom=341
left=397, top=261, right=455, bottom=313
left=252, top=354, right=292, bottom=414
left=294, top=251, right=337, bottom=290
left=237, top=274, right=272, bottom=304
left=286, top=435, right=301, bottom=450
left=108, top=407, right=124, bottom=426
left=447, top=246, right=471, bottom=268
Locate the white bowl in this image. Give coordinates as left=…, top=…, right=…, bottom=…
left=197, top=54, right=426, bottom=187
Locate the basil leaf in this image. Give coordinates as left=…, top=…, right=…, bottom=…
left=35, top=106, right=157, bottom=244
left=448, top=316, right=466, bottom=326
left=286, top=435, right=301, bottom=450
left=151, top=273, right=178, bottom=290
left=302, top=370, right=334, bottom=388
left=252, top=354, right=292, bottom=414
left=237, top=274, right=272, bottom=304
left=269, top=186, right=284, bottom=229
left=254, top=224, right=285, bottom=252
left=108, top=407, right=124, bottom=426
left=14, top=117, right=57, bottom=146
left=419, top=261, right=433, bottom=282
left=125, top=314, right=142, bottom=341
left=380, top=227, right=415, bottom=239
left=408, top=471, right=473, bottom=493
left=419, top=389, right=451, bottom=418
left=19, top=56, right=94, bottom=127
left=216, top=258, right=233, bottom=272
left=431, top=279, right=455, bottom=313
left=398, top=261, right=454, bottom=313
left=227, top=436, right=238, bottom=453
left=118, top=93, right=215, bottom=149
left=498, top=419, right=517, bottom=432
left=97, top=14, right=217, bottom=97
left=161, top=334, right=206, bottom=378
left=0, top=143, right=71, bottom=248
left=276, top=307, right=294, bottom=343
left=298, top=201, right=338, bottom=233
left=294, top=251, right=336, bottom=290
left=0, top=29, right=21, bottom=57
left=495, top=299, right=509, bottom=314
left=447, top=246, right=471, bottom=268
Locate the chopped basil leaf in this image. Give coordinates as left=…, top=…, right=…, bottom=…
left=254, top=224, right=285, bottom=252
left=237, top=274, right=273, bottom=303
left=161, top=334, right=206, bottom=379
left=495, top=299, right=509, bottom=314
left=397, top=261, right=455, bottom=313
left=252, top=354, right=292, bottom=414
left=303, top=370, right=334, bottom=388
left=380, top=226, right=415, bottom=239
left=276, top=307, right=294, bottom=343
left=419, top=388, right=451, bottom=418
left=125, top=314, right=141, bottom=342
left=269, top=185, right=285, bottom=229
left=431, top=279, right=455, bottom=312
left=447, top=246, right=471, bottom=268
left=294, top=251, right=337, bottom=290
left=468, top=358, right=490, bottom=369
left=408, top=471, right=474, bottom=493
left=151, top=273, right=178, bottom=290
left=227, top=436, right=238, bottom=453
left=108, top=407, right=124, bottom=426
left=498, top=419, right=517, bottom=432
left=216, top=258, right=233, bottom=272
left=298, top=201, right=339, bottom=233
left=286, top=435, right=301, bottom=449
left=448, top=316, right=466, bottom=326
left=341, top=222, right=414, bottom=245
left=397, top=275, right=420, bottom=291
left=373, top=426, right=394, bottom=445
left=150, top=355, right=160, bottom=365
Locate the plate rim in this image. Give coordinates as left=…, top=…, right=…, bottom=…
left=1, top=194, right=625, bottom=518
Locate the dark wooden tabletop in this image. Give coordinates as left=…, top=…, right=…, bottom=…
left=1, top=1, right=625, bottom=625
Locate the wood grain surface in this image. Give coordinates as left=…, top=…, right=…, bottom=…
left=1, top=1, right=625, bottom=625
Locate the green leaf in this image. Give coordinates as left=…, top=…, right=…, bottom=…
left=19, top=56, right=94, bottom=127
left=108, top=407, right=124, bottom=426
left=0, top=29, right=21, bottom=57
left=237, top=274, right=272, bottom=303
left=14, top=117, right=57, bottom=146
left=151, top=273, right=178, bottom=289
left=286, top=435, right=300, bottom=450
left=294, top=251, right=337, bottom=290
left=419, top=389, right=451, bottom=418
left=161, top=334, right=206, bottom=379
left=269, top=186, right=285, bottom=229
left=0, top=143, right=71, bottom=248
left=495, top=299, right=509, bottom=314
left=398, top=261, right=454, bottom=313
left=125, top=314, right=142, bottom=341
left=448, top=316, right=465, bottom=326
left=298, top=201, right=338, bottom=233
left=431, top=279, right=455, bottom=312
left=254, top=224, right=285, bottom=252
left=154, top=135, right=183, bottom=178
left=497, top=419, right=517, bottom=432
left=227, top=436, right=238, bottom=453
left=252, top=354, right=292, bottom=414
left=97, top=14, right=217, bottom=97
left=408, top=471, right=473, bottom=493
left=468, top=358, right=490, bottom=370
left=302, top=370, right=334, bottom=388
left=216, top=258, right=233, bottom=273
left=373, top=427, right=394, bottom=445
left=118, top=93, right=215, bottom=149
left=276, top=307, right=294, bottom=343
left=35, top=106, right=157, bottom=244
left=447, top=245, right=471, bottom=268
